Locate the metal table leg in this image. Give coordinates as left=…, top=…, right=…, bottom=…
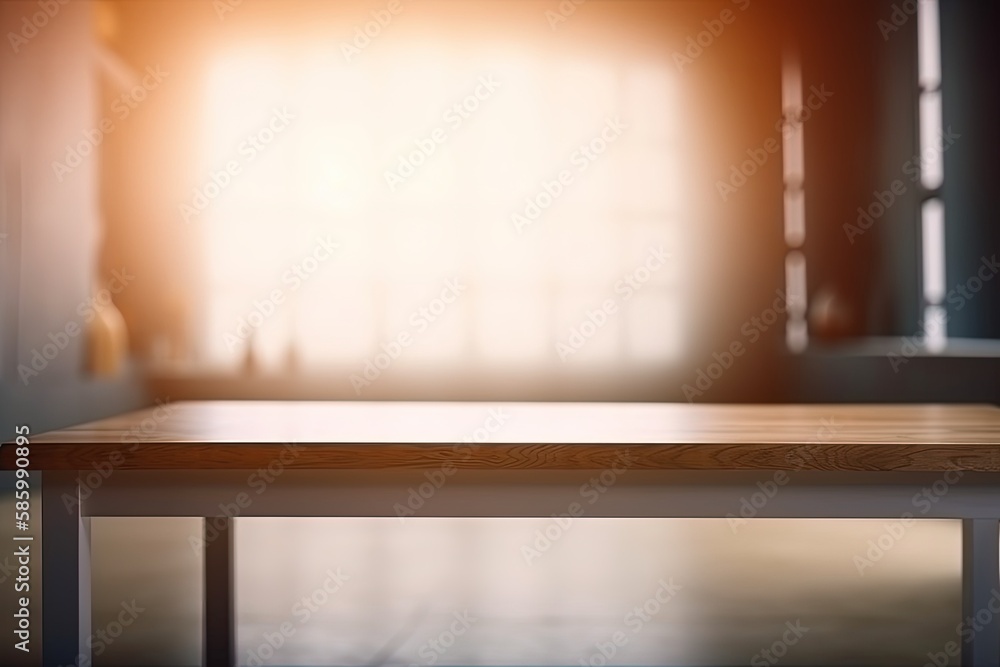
left=41, top=471, right=91, bottom=667
left=962, top=518, right=1000, bottom=667
left=204, top=516, right=235, bottom=667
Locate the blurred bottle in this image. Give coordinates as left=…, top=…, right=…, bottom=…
left=808, top=284, right=856, bottom=340
left=87, top=285, right=129, bottom=377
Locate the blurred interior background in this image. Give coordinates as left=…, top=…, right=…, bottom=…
left=0, top=0, right=998, bottom=664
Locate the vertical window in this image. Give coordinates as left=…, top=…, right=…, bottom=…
left=782, top=53, right=808, bottom=353
left=917, top=0, right=947, bottom=352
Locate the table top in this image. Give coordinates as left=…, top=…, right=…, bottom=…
left=4, top=401, right=1000, bottom=472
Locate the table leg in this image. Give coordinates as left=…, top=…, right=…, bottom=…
left=204, top=516, right=235, bottom=667
left=41, top=470, right=91, bottom=667
left=962, top=518, right=1000, bottom=667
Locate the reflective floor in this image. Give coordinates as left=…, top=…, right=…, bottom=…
left=0, top=494, right=967, bottom=666
left=114, top=518, right=962, bottom=665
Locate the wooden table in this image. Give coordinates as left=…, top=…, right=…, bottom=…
left=4, top=401, right=1000, bottom=666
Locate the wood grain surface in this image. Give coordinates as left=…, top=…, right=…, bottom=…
left=3, top=402, right=1000, bottom=472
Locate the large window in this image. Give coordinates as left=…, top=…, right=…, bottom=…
left=192, top=44, right=684, bottom=384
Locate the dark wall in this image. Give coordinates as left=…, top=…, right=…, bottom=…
left=750, top=0, right=1000, bottom=405
left=940, top=0, right=1000, bottom=340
